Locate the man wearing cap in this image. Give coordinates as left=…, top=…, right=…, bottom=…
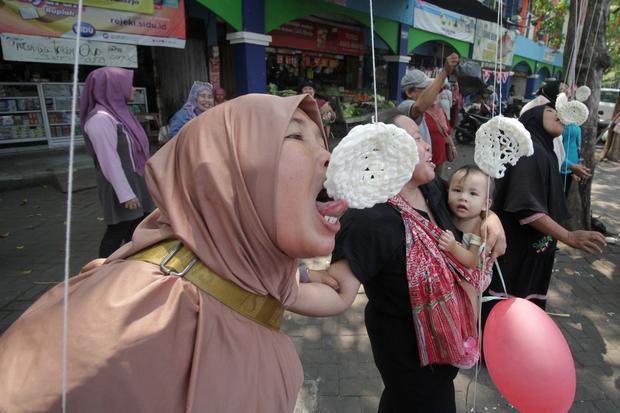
left=398, top=53, right=460, bottom=154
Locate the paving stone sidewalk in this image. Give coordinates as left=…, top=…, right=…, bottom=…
left=0, top=148, right=618, bottom=412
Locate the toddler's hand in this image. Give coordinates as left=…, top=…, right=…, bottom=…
left=438, top=230, right=456, bottom=252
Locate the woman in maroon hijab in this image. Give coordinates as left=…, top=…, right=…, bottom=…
left=79, top=67, right=155, bottom=257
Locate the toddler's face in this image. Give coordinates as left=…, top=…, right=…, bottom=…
left=447, top=171, right=490, bottom=220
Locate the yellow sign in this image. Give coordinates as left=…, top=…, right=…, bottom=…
left=60, top=0, right=154, bottom=15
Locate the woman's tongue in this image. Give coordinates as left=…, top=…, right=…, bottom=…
left=317, top=199, right=348, bottom=221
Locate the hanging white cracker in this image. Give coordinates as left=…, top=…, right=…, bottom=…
left=556, top=92, right=589, bottom=126
left=575, top=85, right=591, bottom=102
left=325, top=122, right=418, bottom=209
left=474, top=116, right=533, bottom=179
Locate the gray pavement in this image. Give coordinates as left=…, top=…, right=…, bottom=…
left=0, top=143, right=619, bottom=412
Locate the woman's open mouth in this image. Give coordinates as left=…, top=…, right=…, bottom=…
left=316, top=198, right=348, bottom=231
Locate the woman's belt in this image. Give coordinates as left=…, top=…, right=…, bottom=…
left=129, top=240, right=284, bottom=330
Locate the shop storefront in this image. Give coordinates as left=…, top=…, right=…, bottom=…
left=511, top=58, right=535, bottom=100
left=512, top=35, right=563, bottom=100
left=266, top=16, right=397, bottom=129
left=408, top=1, right=474, bottom=93
left=471, top=18, right=516, bottom=101
left=0, top=42, right=155, bottom=153
left=0, top=0, right=185, bottom=153
left=267, top=17, right=365, bottom=94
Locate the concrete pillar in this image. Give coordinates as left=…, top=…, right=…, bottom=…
left=525, top=73, right=539, bottom=99
left=226, top=0, right=270, bottom=95
left=386, top=23, right=411, bottom=103
left=385, top=55, right=411, bottom=102
left=226, top=32, right=271, bottom=94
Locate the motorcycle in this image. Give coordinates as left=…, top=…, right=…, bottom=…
left=453, top=101, right=521, bottom=144
left=453, top=109, right=491, bottom=144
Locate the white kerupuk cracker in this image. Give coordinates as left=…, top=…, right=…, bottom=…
left=556, top=92, right=589, bottom=126
left=575, top=85, right=591, bottom=102
left=474, top=115, right=534, bottom=179
left=325, top=122, right=418, bottom=209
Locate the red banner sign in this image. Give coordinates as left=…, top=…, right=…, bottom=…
left=270, top=19, right=365, bottom=56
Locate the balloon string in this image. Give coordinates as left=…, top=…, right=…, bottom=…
left=369, top=0, right=378, bottom=123
left=62, top=0, right=84, bottom=411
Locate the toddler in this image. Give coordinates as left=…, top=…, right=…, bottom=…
left=439, top=165, right=494, bottom=367
left=439, top=165, right=493, bottom=270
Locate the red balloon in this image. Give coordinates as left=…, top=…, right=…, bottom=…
left=483, top=298, right=576, bottom=413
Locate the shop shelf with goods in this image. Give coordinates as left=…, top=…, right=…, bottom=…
left=0, top=83, right=47, bottom=148
left=41, top=83, right=149, bottom=148
left=0, top=82, right=151, bottom=152
left=332, top=89, right=396, bottom=132
left=41, top=83, right=84, bottom=148
left=126, top=88, right=157, bottom=140
left=267, top=83, right=395, bottom=136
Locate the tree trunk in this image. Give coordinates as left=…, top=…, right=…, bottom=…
left=563, top=0, right=611, bottom=230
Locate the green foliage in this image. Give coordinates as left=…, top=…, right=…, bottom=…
left=533, top=0, right=568, bottom=49
left=606, top=0, right=620, bottom=76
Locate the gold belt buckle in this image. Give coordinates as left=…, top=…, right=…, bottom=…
left=159, top=243, right=198, bottom=277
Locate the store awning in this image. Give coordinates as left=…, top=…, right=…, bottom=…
left=424, top=0, right=502, bottom=23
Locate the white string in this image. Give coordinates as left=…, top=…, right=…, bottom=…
left=471, top=4, right=504, bottom=412
left=564, top=0, right=582, bottom=89
left=575, top=0, right=593, bottom=85
left=497, top=0, right=503, bottom=117
left=584, top=1, right=605, bottom=83
left=368, top=0, right=378, bottom=123
left=62, top=0, right=84, bottom=410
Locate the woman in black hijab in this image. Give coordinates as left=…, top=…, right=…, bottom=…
left=484, top=105, right=605, bottom=310
left=537, top=81, right=562, bottom=108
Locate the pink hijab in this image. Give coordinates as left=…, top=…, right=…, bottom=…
left=112, top=93, right=325, bottom=306
left=80, top=67, right=150, bottom=176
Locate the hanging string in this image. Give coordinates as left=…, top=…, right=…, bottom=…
left=62, top=0, right=84, bottom=411
left=497, top=0, right=503, bottom=117
left=470, top=3, right=507, bottom=411
left=368, top=0, right=378, bottom=123
left=584, top=1, right=605, bottom=84
left=564, top=0, right=584, bottom=90
left=575, top=0, right=594, bottom=86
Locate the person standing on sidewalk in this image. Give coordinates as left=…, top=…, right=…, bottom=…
left=398, top=53, right=459, bottom=156
left=168, top=81, right=214, bottom=139
left=425, top=100, right=457, bottom=177
left=301, top=111, right=506, bottom=413
left=80, top=67, right=155, bottom=257
left=300, top=80, right=336, bottom=138
left=485, top=105, right=606, bottom=311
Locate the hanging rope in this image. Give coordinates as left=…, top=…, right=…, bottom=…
left=564, top=0, right=586, bottom=90
left=584, top=1, right=605, bottom=83
left=62, top=1, right=85, bottom=411
left=575, top=0, right=594, bottom=87
left=368, top=0, right=378, bottom=123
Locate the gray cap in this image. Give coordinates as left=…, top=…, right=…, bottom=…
left=401, top=69, right=432, bottom=90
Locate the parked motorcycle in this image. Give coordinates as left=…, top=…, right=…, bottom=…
left=453, top=110, right=491, bottom=144
left=453, top=101, right=521, bottom=144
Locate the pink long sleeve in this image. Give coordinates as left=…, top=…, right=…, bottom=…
left=84, top=112, right=136, bottom=203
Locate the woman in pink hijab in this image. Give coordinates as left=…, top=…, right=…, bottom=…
left=0, top=94, right=351, bottom=412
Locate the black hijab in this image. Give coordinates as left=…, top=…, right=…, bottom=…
left=536, top=81, right=561, bottom=109
left=493, top=105, right=569, bottom=222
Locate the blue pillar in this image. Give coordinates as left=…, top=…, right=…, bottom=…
left=500, top=74, right=511, bottom=103
left=226, top=0, right=269, bottom=96
left=386, top=24, right=411, bottom=103
left=525, top=74, right=539, bottom=99
left=523, top=62, right=537, bottom=99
